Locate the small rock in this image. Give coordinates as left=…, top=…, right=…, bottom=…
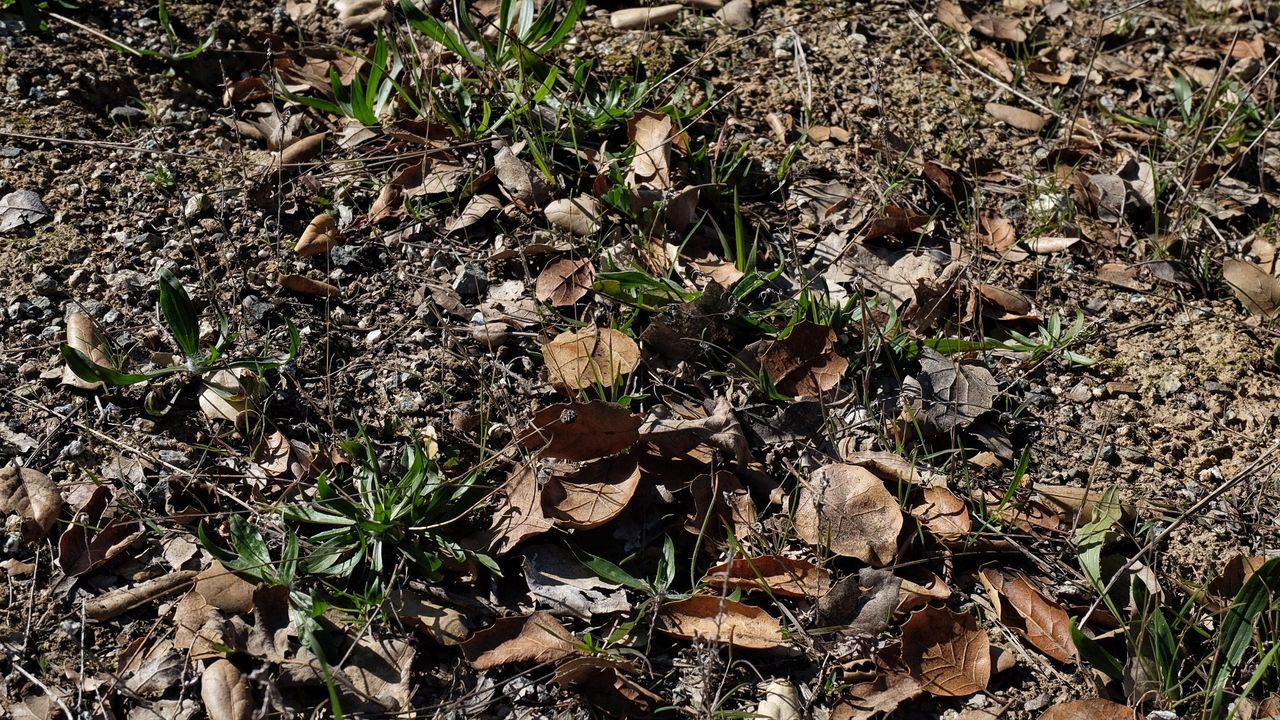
left=108, top=105, right=148, bottom=124
left=452, top=262, right=488, bottom=298
left=0, top=189, right=50, bottom=232
left=183, top=193, right=211, bottom=218
left=715, top=0, right=753, bottom=28
left=1064, top=382, right=1092, bottom=403
left=31, top=273, right=59, bottom=295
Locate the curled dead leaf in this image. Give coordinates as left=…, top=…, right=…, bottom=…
left=1223, top=258, right=1280, bottom=320
left=901, top=606, right=991, bottom=697
left=793, top=464, right=902, bottom=565
left=279, top=273, right=340, bottom=298
left=57, top=486, right=143, bottom=576
left=482, top=463, right=554, bottom=555
left=909, top=486, right=972, bottom=540
left=62, top=312, right=108, bottom=390
left=294, top=213, right=338, bottom=257
left=985, top=102, right=1046, bottom=132
left=760, top=321, right=849, bottom=397
left=611, top=4, right=683, bottom=30
left=543, top=325, right=641, bottom=390
left=657, top=596, right=785, bottom=649
left=275, top=131, right=328, bottom=169
left=972, top=14, right=1026, bottom=42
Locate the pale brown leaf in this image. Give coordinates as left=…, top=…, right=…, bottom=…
left=202, top=659, right=254, bottom=720
left=484, top=463, right=554, bottom=555
left=832, top=673, right=923, bottom=720
left=793, top=464, right=902, bottom=565
left=1223, top=258, right=1280, bottom=320
left=543, top=325, right=641, bottom=390
left=62, top=312, right=107, bottom=390
left=985, top=102, right=1046, bottom=132
left=935, top=0, right=971, bottom=33
left=973, top=47, right=1014, bottom=82
left=657, top=596, right=786, bottom=649
left=1039, top=698, right=1136, bottom=720
left=972, top=14, right=1026, bottom=42
left=294, top=213, right=338, bottom=257
left=278, top=273, right=340, bottom=298
left=461, top=612, right=578, bottom=669
left=901, top=607, right=991, bottom=697
left=544, top=196, right=604, bottom=236
left=910, top=486, right=972, bottom=539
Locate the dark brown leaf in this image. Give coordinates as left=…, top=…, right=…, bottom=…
left=979, top=569, right=1077, bottom=663
left=535, top=258, right=596, bottom=307
left=543, top=453, right=641, bottom=530
left=760, top=321, right=849, bottom=397
left=519, top=402, right=642, bottom=461
left=461, top=612, right=578, bottom=669
left=657, top=596, right=786, bottom=649
left=901, top=607, right=991, bottom=697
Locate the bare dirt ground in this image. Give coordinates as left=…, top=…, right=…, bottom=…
left=1, top=0, right=1279, bottom=718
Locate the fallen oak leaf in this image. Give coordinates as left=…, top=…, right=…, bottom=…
left=62, top=312, right=108, bottom=390
left=985, top=102, right=1046, bottom=132
left=279, top=273, right=340, bottom=298
left=759, top=321, right=848, bottom=397
left=1039, top=698, right=1136, bottom=720
left=543, top=454, right=641, bottom=530
left=702, top=555, right=829, bottom=598
left=294, top=212, right=339, bottom=257
left=793, top=464, right=902, bottom=565
left=201, top=659, right=255, bottom=720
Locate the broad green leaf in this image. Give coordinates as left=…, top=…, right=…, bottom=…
left=159, top=268, right=200, bottom=359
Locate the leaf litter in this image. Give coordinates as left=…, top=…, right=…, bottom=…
left=4, top=0, right=1280, bottom=716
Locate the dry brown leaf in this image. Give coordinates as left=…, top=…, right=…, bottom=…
left=195, top=560, right=259, bottom=614
left=972, top=14, right=1026, bottom=42
left=556, top=657, right=662, bottom=716
left=85, top=570, right=199, bottom=621
left=56, top=486, right=143, bottom=577
left=1205, top=553, right=1266, bottom=611
left=278, top=273, right=340, bottom=298
left=902, top=607, right=991, bottom=697
left=922, top=161, right=971, bottom=207
left=973, top=47, right=1015, bottom=82
left=935, top=0, right=971, bottom=33
left=389, top=590, right=470, bottom=645
left=1223, top=258, right=1280, bottom=320
left=841, top=450, right=949, bottom=488
left=199, top=369, right=261, bottom=427
left=446, top=192, right=502, bottom=234
left=544, top=196, right=604, bottom=236
left=979, top=210, right=1017, bottom=252
left=832, top=673, right=924, bottom=720
left=543, top=325, right=641, bottom=390
left=863, top=205, right=930, bottom=240
left=985, top=102, right=1047, bottom=132
left=898, top=568, right=954, bottom=612
left=909, top=486, right=972, bottom=539
left=494, top=145, right=550, bottom=206
left=461, top=611, right=578, bottom=669
left=535, top=258, right=596, bottom=307
left=484, top=463, right=554, bottom=555
left=979, top=569, right=1077, bottom=663
left=202, top=659, right=254, bottom=720
left=657, top=596, right=785, bottom=649
left=1039, top=698, right=1136, bottom=720
left=702, top=555, right=829, bottom=598
left=519, top=401, right=642, bottom=461
left=1025, top=236, right=1080, bottom=253
left=976, top=283, right=1035, bottom=318
left=62, top=312, right=107, bottom=390
left=294, top=213, right=338, bottom=257
left=690, top=255, right=746, bottom=288
left=543, top=454, right=641, bottom=530
left=916, top=348, right=997, bottom=432
left=275, top=131, right=328, bottom=169
left=759, top=321, right=849, bottom=397
left=0, top=465, right=63, bottom=541
left=686, top=470, right=757, bottom=542
left=334, top=0, right=388, bottom=29
left=793, top=464, right=902, bottom=565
